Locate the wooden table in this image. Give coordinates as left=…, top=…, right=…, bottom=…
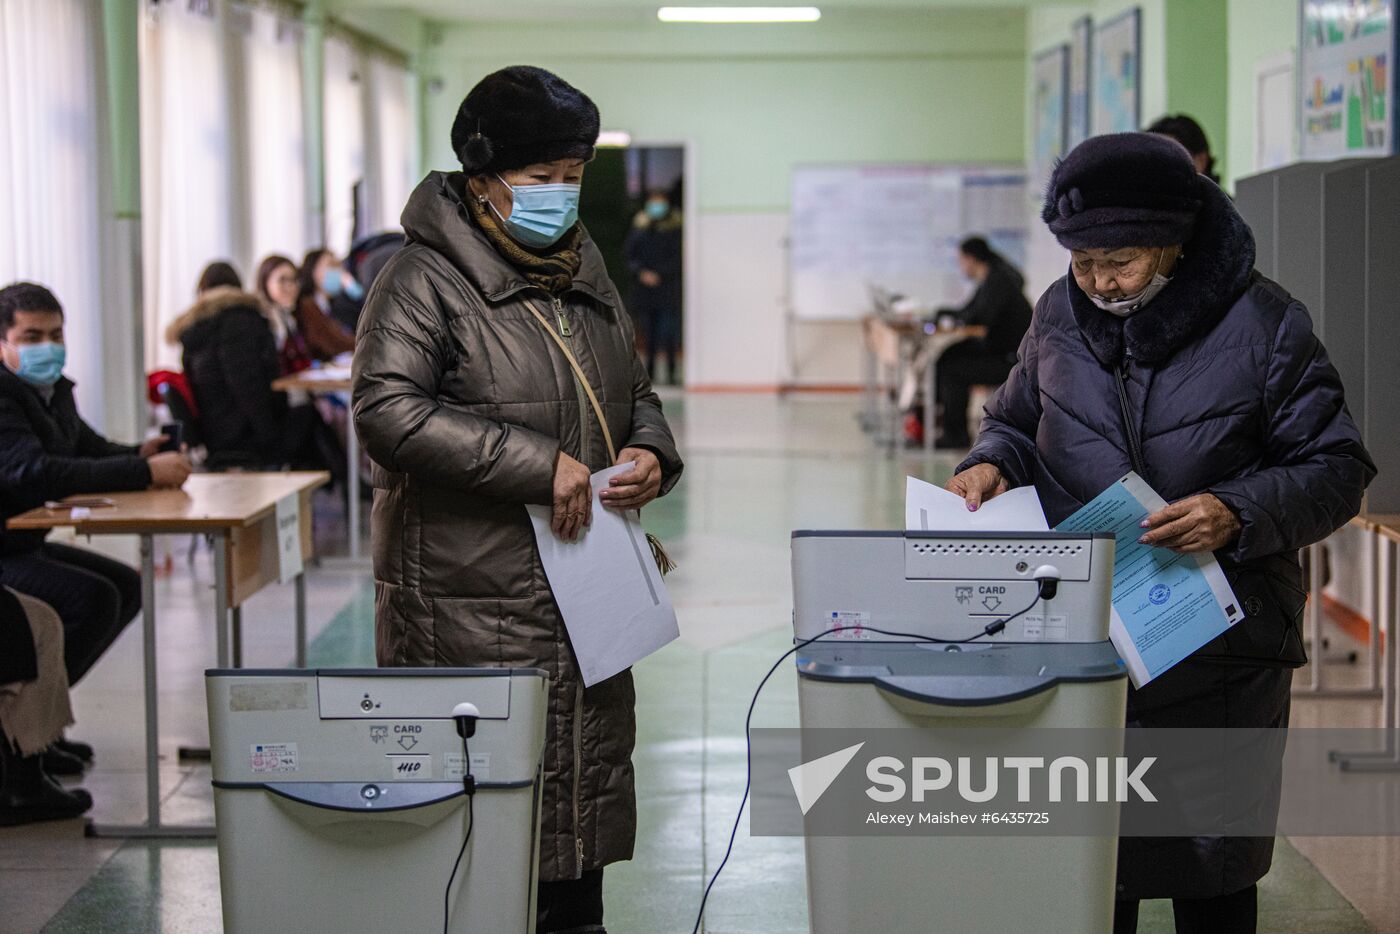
left=272, top=367, right=363, bottom=559
left=8, top=471, right=330, bottom=837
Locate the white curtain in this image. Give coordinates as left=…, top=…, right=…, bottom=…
left=140, top=0, right=235, bottom=370
left=369, top=55, right=416, bottom=231
left=322, top=34, right=365, bottom=254
left=0, top=0, right=109, bottom=425
left=242, top=7, right=307, bottom=268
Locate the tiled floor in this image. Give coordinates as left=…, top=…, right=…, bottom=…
left=1, top=392, right=1395, bottom=933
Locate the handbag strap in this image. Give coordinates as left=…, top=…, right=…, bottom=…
left=524, top=299, right=618, bottom=463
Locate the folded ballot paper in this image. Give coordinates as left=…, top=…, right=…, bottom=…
left=1055, top=472, right=1244, bottom=688
left=527, top=464, right=679, bottom=687
left=906, top=473, right=1243, bottom=688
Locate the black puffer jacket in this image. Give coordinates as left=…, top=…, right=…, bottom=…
left=0, top=368, right=149, bottom=556
left=353, top=171, right=682, bottom=882
left=166, top=288, right=286, bottom=469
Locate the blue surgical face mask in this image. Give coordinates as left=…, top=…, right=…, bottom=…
left=645, top=200, right=669, bottom=221
left=493, top=174, right=581, bottom=248
left=6, top=341, right=66, bottom=387
left=322, top=267, right=362, bottom=300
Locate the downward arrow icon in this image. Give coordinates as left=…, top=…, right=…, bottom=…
left=397, top=736, right=418, bottom=751
left=982, top=596, right=1002, bottom=612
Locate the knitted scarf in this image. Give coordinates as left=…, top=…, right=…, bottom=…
left=466, top=192, right=584, bottom=297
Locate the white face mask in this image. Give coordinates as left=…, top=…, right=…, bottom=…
left=1085, top=248, right=1175, bottom=317
left=1088, top=272, right=1171, bottom=317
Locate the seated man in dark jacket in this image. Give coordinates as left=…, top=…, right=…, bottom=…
left=166, top=262, right=288, bottom=470
left=0, top=282, right=191, bottom=767
left=934, top=236, right=1033, bottom=448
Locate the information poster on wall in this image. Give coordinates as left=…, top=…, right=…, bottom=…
left=1299, top=0, right=1395, bottom=158
left=1093, top=8, right=1141, bottom=135
left=788, top=165, right=1026, bottom=322
left=1068, top=16, right=1093, bottom=147
left=1032, top=45, right=1069, bottom=207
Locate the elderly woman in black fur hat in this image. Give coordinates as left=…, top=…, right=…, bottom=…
left=947, top=133, right=1373, bottom=932
left=353, top=67, right=682, bottom=934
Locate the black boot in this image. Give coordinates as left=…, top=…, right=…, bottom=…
left=53, top=736, right=94, bottom=763
left=0, top=732, right=93, bottom=828
left=42, top=744, right=87, bottom=776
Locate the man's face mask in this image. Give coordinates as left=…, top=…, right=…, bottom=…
left=493, top=174, right=581, bottom=249
left=4, top=341, right=66, bottom=387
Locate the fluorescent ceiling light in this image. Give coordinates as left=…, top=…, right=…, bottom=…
left=597, top=130, right=633, bottom=148
left=657, top=7, right=821, bottom=24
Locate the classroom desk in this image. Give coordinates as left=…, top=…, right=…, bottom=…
left=7, top=471, right=330, bottom=837
left=914, top=327, right=978, bottom=454
left=1333, top=514, right=1400, bottom=773
left=860, top=316, right=918, bottom=448
left=272, top=367, right=362, bottom=560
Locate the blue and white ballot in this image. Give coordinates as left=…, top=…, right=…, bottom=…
left=1056, top=472, right=1244, bottom=688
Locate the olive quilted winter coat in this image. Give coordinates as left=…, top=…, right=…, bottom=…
left=352, top=171, right=683, bottom=882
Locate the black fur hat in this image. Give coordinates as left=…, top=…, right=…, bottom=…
left=450, top=66, right=600, bottom=175
left=1042, top=132, right=1203, bottom=249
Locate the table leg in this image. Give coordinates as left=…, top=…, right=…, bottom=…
left=214, top=533, right=230, bottom=669
left=88, top=535, right=212, bottom=839
left=231, top=606, right=243, bottom=669
left=923, top=355, right=935, bottom=455
left=348, top=415, right=361, bottom=561
left=295, top=571, right=308, bottom=669
left=1295, top=536, right=1384, bottom=699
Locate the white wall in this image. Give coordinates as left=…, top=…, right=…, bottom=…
left=421, top=10, right=1027, bottom=388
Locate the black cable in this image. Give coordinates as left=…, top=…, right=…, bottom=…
left=688, top=590, right=1047, bottom=934
left=443, top=734, right=477, bottom=934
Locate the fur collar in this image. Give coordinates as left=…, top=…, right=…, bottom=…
left=1065, top=181, right=1256, bottom=367
left=165, top=287, right=267, bottom=344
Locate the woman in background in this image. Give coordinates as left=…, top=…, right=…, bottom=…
left=295, top=249, right=358, bottom=361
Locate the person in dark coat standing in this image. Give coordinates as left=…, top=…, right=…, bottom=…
left=946, top=133, right=1374, bottom=933
left=933, top=236, right=1033, bottom=447
left=623, top=190, right=683, bottom=384
left=353, top=67, right=682, bottom=934
left=165, top=262, right=288, bottom=470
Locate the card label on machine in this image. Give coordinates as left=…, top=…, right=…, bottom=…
left=250, top=742, right=299, bottom=774
left=826, top=610, right=872, bottom=639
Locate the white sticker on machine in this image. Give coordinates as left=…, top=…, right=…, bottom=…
left=445, top=753, right=491, bottom=782
left=250, top=743, right=299, bottom=773
left=827, top=610, right=872, bottom=639
left=387, top=754, right=431, bottom=778
left=1020, top=615, right=1068, bottom=641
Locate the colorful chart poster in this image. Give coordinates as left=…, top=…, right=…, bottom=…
left=1300, top=0, right=1395, bottom=158
left=1093, top=8, right=1141, bottom=135
left=1032, top=44, right=1069, bottom=207
left=1068, top=16, right=1093, bottom=147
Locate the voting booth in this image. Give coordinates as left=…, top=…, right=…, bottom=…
left=207, top=668, right=548, bottom=934
left=791, top=530, right=1128, bottom=934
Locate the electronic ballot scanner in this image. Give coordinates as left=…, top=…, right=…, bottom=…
left=206, top=668, right=548, bottom=934
left=792, top=530, right=1129, bottom=934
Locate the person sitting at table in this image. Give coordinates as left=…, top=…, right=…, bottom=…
left=295, top=249, right=359, bottom=361
left=0, top=281, right=191, bottom=768
left=166, top=261, right=288, bottom=471
left=256, top=255, right=346, bottom=488
left=0, top=583, right=92, bottom=826
left=929, top=236, right=1033, bottom=449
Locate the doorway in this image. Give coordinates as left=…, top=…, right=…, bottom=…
left=580, top=144, right=686, bottom=386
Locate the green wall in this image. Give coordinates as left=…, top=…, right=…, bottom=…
left=1226, top=0, right=1299, bottom=187
left=422, top=10, right=1028, bottom=213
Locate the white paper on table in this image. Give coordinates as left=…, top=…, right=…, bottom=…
left=275, top=493, right=304, bottom=584
left=527, top=464, right=679, bottom=686
left=905, top=475, right=1049, bottom=531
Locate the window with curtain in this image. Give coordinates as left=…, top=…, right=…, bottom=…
left=0, top=0, right=109, bottom=426
left=368, top=55, right=417, bottom=232
left=322, top=34, right=365, bottom=255
left=242, top=6, right=308, bottom=268
left=140, top=0, right=235, bottom=370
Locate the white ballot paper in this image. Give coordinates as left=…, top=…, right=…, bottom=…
left=905, top=475, right=1049, bottom=531
left=527, top=464, right=679, bottom=686
left=1056, top=472, right=1245, bottom=688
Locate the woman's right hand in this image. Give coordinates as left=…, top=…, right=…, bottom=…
left=552, top=451, right=592, bottom=541
left=945, top=463, right=1007, bottom=511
